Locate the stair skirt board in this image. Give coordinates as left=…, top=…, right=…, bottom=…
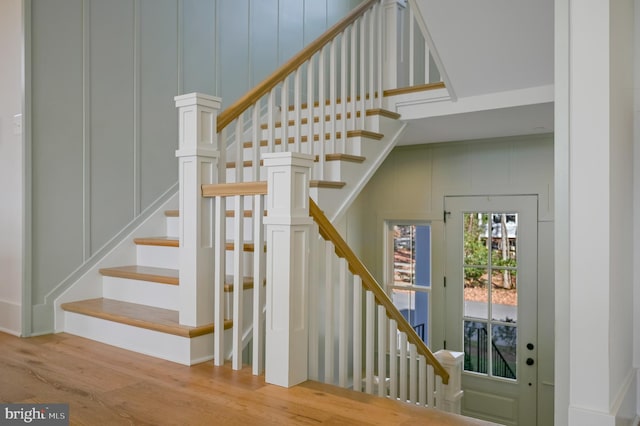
left=102, top=277, right=179, bottom=311
left=64, top=312, right=217, bottom=366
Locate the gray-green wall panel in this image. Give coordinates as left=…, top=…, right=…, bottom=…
left=140, top=0, right=180, bottom=210
left=182, top=0, right=216, bottom=94
left=31, top=0, right=85, bottom=303
left=90, top=0, right=135, bottom=253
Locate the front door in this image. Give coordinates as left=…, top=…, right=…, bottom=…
left=444, top=195, right=538, bottom=426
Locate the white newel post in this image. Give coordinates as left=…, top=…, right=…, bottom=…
left=435, top=350, right=464, bottom=414
left=382, top=0, right=401, bottom=91
left=174, top=93, right=222, bottom=327
left=263, top=152, right=315, bottom=388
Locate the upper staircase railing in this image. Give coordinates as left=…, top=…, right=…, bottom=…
left=213, top=0, right=443, bottom=185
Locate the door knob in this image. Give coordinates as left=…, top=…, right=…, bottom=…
left=526, top=358, right=535, bottom=366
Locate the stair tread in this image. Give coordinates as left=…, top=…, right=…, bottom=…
left=227, top=154, right=364, bottom=169
left=99, top=265, right=179, bottom=285
left=164, top=210, right=179, bottom=217
left=100, top=265, right=260, bottom=291
left=61, top=298, right=232, bottom=338
left=310, top=180, right=346, bottom=189
left=134, top=237, right=179, bottom=247
left=161, top=210, right=267, bottom=217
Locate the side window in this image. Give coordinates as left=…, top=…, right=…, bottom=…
left=386, top=222, right=432, bottom=345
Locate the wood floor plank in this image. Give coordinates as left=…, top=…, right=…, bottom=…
left=0, top=333, right=496, bottom=425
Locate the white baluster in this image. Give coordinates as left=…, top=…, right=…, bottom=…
left=293, top=67, right=302, bottom=153
left=252, top=194, right=265, bottom=375
left=317, top=46, right=326, bottom=180
left=252, top=105, right=260, bottom=181
left=399, top=332, right=408, bottom=401
left=232, top=194, right=244, bottom=370
left=365, top=290, right=375, bottom=393
left=376, top=3, right=383, bottom=109
left=267, top=88, right=276, bottom=153
left=359, top=11, right=367, bottom=129
left=377, top=305, right=387, bottom=397
left=213, top=195, right=226, bottom=366
left=349, top=23, right=357, bottom=132
left=389, top=319, right=398, bottom=399
left=339, top=30, right=348, bottom=154
left=409, top=7, right=415, bottom=87
left=338, top=258, right=349, bottom=388
left=235, top=115, right=244, bottom=183
left=281, top=78, right=289, bottom=152
left=418, top=355, right=427, bottom=407
left=427, top=363, right=435, bottom=407
left=329, top=38, right=337, bottom=154
left=352, top=275, right=362, bottom=392
left=409, top=343, right=417, bottom=403
left=306, top=57, right=315, bottom=160
left=324, top=240, right=334, bottom=384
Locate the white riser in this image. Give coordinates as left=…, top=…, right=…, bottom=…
left=64, top=311, right=217, bottom=365
left=166, top=216, right=179, bottom=238
left=103, top=277, right=179, bottom=310
left=137, top=245, right=178, bottom=269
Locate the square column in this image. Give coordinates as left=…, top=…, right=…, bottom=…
left=174, top=93, right=222, bottom=327
left=263, top=152, right=315, bottom=387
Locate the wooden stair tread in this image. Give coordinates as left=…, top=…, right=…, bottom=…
left=346, top=129, right=383, bottom=140
left=383, top=81, right=446, bottom=97
left=310, top=180, right=346, bottom=189
left=134, top=236, right=179, bottom=247
left=164, top=210, right=179, bottom=217
left=325, top=154, right=365, bottom=163
left=242, top=132, right=342, bottom=149
left=227, top=154, right=365, bottom=168
left=99, top=265, right=179, bottom=286
left=160, top=210, right=267, bottom=218
left=61, top=298, right=231, bottom=338
left=259, top=108, right=400, bottom=130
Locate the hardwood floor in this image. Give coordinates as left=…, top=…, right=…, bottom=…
left=0, top=332, right=495, bottom=425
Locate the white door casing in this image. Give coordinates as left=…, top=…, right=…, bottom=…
left=444, top=195, right=538, bottom=426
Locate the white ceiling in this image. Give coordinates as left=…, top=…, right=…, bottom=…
left=404, top=0, right=554, bottom=145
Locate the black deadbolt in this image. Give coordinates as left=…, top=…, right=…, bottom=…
left=526, top=357, right=535, bottom=366
left=527, top=343, right=534, bottom=350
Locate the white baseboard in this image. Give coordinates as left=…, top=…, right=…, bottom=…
left=0, top=299, right=21, bottom=336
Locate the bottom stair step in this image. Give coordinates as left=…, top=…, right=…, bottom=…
left=61, top=298, right=231, bottom=338
left=61, top=298, right=233, bottom=365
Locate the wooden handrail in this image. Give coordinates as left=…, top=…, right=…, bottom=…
left=309, top=198, right=449, bottom=384
left=216, top=0, right=379, bottom=133
left=202, top=181, right=268, bottom=197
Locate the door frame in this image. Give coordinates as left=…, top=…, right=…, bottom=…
left=444, top=195, right=539, bottom=426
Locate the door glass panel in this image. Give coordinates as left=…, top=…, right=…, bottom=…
left=464, top=268, right=488, bottom=319
left=462, top=211, right=518, bottom=380
left=491, top=269, right=517, bottom=322
left=464, top=320, right=487, bottom=374
left=492, top=324, right=517, bottom=379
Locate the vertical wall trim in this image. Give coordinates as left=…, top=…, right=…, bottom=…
left=247, top=1, right=252, bottom=89
left=82, top=0, right=92, bottom=259
left=133, top=0, right=142, bottom=216
left=214, top=0, right=220, bottom=97
left=177, top=0, right=183, bottom=95
left=22, top=0, right=33, bottom=336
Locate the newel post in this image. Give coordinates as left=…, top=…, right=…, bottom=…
left=174, top=93, right=222, bottom=327
left=435, top=350, right=464, bottom=414
left=263, top=152, right=315, bottom=388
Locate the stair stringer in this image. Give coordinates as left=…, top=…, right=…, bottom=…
left=312, top=116, right=407, bottom=222
left=53, top=192, right=178, bottom=332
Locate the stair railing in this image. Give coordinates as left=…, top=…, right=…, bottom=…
left=201, top=181, right=268, bottom=374
left=308, top=198, right=455, bottom=409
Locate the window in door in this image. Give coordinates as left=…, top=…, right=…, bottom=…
left=385, top=222, right=431, bottom=345
left=463, top=212, right=518, bottom=380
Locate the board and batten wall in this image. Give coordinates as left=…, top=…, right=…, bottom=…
left=346, top=134, right=554, bottom=426
left=27, top=0, right=360, bottom=335
left=0, top=0, right=23, bottom=336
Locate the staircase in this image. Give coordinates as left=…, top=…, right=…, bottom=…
left=57, top=0, right=463, bottom=415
